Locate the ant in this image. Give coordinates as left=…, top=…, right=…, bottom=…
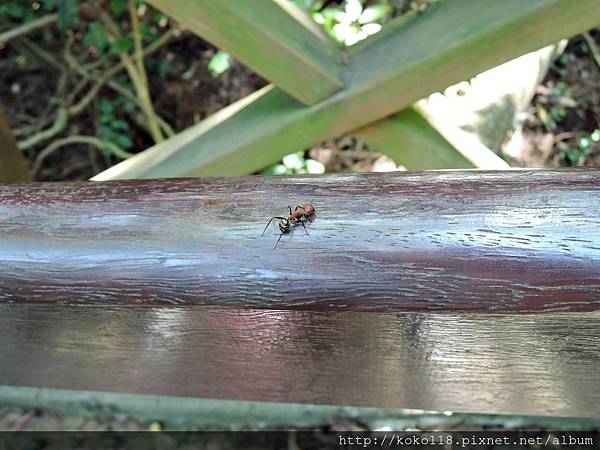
left=261, top=204, right=316, bottom=249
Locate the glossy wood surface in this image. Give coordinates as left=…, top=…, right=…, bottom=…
left=1, top=170, right=600, bottom=416
left=1, top=304, right=599, bottom=417
left=1, top=170, right=599, bottom=312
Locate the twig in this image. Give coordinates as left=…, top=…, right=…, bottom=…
left=17, top=107, right=68, bottom=150
left=17, top=65, right=68, bottom=149
left=33, top=135, right=133, bottom=175
left=11, top=37, right=64, bottom=73
left=66, top=77, right=93, bottom=107
left=0, top=2, right=91, bottom=44
left=554, top=131, right=576, bottom=142
left=14, top=10, right=178, bottom=150
left=99, top=7, right=164, bottom=143
left=16, top=39, right=71, bottom=150
left=129, top=0, right=146, bottom=79
left=67, top=28, right=180, bottom=120
left=583, top=32, right=600, bottom=69
left=64, top=48, right=175, bottom=137
left=13, top=119, right=51, bottom=137
left=107, top=80, right=175, bottom=136
left=0, top=14, right=58, bottom=44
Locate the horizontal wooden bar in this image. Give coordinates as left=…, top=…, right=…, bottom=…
left=2, top=169, right=600, bottom=416
left=1, top=305, right=599, bottom=417
left=145, top=0, right=343, bottom=105
left=2, top=170, right=600, bottom=312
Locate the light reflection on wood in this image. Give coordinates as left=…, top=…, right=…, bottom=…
left=1, top=304, right=598, bottom=417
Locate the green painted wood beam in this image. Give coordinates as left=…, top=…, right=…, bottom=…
left=93, top=0, right=600, bottom=180
left=354, top=107, right=509, bottom=170
left=355, top=108, right=477, bottom=170
left=145, top=0, right=343, bottom=105
left=2, top=386, right=599, bottom=430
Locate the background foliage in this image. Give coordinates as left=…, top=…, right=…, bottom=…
left=1, top=0, right=599, bottom=178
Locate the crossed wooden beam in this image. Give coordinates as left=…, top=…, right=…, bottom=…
left=93, top=0, right=600, bottom=180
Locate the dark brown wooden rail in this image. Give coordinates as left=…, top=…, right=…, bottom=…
left=1, top=170, right=599, bottom=312
left=1, top=170, right=600, bottom=417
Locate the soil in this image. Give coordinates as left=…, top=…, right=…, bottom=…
left=0, top=22, right=266, bottom=181
left=503, top=31, right=600, bottom=168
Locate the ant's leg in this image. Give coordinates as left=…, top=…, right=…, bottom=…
left=300, top=220, right=310, bottom=236
left=287, top=206, right=293, bottom=216
left=261, top=217, right=275, bottom=236
left=262, top=217, right=287, bottom=236
left=273, top=232, right=284, bottom=249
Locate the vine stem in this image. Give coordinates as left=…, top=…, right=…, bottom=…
left=33, top=135, right=134, bottom=175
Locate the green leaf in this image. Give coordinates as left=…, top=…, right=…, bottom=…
left=312, top=7, right=340, bottom=25
left=305, top=159, right=326, bottom=174
left=7, top=4, right=26, bottom=21
left=111, top=119, right=130, bottom=131
left=110, top=36, right=133, bottom=54
left=359, top=4, right=391, bottom=24
left=100, top=114, right=113, bottom=124
left=282, top=152, right=305, bottom=170
left=114, top=134, right=134, bottom=149
left=84, top=22, right=108, bottom=53
left=262, top=164, right=288, bottom=175
left=208, top=51, right=231, bottom=77
left=99, top=98, right=115, bottom=114
left=110, top=0, right=129, bottom=15
left=182, top=68, right=195, bottom=80
left=58, top=0, right=77, bottom=31
left=579, top=137, right=590, bottom=149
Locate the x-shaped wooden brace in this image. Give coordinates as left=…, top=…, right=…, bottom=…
left=93, top=0, right=600, bottom=180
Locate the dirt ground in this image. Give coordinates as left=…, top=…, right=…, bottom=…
left=506, top=31, right=600, bottom=168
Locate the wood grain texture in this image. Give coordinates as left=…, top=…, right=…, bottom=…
left=1, top=170, right=600, bottom=312
left=1, top=304, right=599, bottom=417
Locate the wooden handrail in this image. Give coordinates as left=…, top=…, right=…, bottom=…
left=2, top=169, right=600, bottom=416
left=1, top=169, right=600, bottom=311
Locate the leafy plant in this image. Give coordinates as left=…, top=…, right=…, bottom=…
left=99, top=97, right=134, bottom=154
left=83, top=22, right=109, bottom=54
left=559, top=129, right=599, bottom=166
left=291, top=0, right=325, bottom=12
left=262, top=152, right=325, bottom=175
left=208, top=50, right=232, bottom=77
left=0, top=0, right=78, bottom=30
left=57, top=0, right=77, bottom=31
left=313, top=0, right=390, bottom=46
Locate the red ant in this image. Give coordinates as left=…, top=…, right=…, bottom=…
left=262, top=204, right=316, bottom=249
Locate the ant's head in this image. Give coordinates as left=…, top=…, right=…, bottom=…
left=302, top=204, right=316, bottom=215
